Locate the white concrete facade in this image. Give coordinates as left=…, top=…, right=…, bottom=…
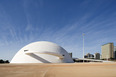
left=102, top=43, right=114, bottom=59
left=11, top=41, right=74, bottom=63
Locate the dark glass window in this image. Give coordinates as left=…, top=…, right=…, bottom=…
left=24, top=50, right=28, bottom=52
left=62, top=54, right=65, bottom=56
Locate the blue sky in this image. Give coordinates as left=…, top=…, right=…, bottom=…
left=0, top=0, right=116, bottom=61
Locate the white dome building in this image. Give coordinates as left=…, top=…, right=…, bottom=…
left=11, top=41, right=74, bottom=63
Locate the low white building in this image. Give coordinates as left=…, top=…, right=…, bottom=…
left=11, top=41, right=74, bottom=63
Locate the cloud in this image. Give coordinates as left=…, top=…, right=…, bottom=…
left=0, top=0, right=116, bottom=60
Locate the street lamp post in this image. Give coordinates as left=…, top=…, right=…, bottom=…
left=83, top=33, right=85, bottom=63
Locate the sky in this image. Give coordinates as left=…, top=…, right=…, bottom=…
left=0, top=0, right=116, bottom=61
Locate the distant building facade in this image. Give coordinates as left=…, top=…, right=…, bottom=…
left=101, top=43, right=114, bottom=59
left=69, top=53, right=72, bottom=58
left=84, top=53, right=94, bottom=59
left=114, top=46, right=116, bottom=59
left=94, top=53, right=100, bottom=59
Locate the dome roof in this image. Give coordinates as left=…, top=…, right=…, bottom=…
left=11, top=41, right=74, bottom=63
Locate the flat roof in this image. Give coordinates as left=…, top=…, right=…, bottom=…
left=102, top=42, right=113, bottom=46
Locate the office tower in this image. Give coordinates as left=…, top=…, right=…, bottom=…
left=114, top=46, right=116, bottom=59
left=101, top=43, right=114, bottom=59
left=94, top=53, right=100, bottom=59
left=69, top=53, right=72, bottom=58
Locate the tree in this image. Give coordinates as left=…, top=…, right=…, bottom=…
left=0, top=59, right=4, bottom=63
left=0, top=59, right=10, bottom=63
left=4, top=60, right=9, bottom=63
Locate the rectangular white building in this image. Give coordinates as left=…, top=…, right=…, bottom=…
left=101, top=43, right=114, bottom=59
